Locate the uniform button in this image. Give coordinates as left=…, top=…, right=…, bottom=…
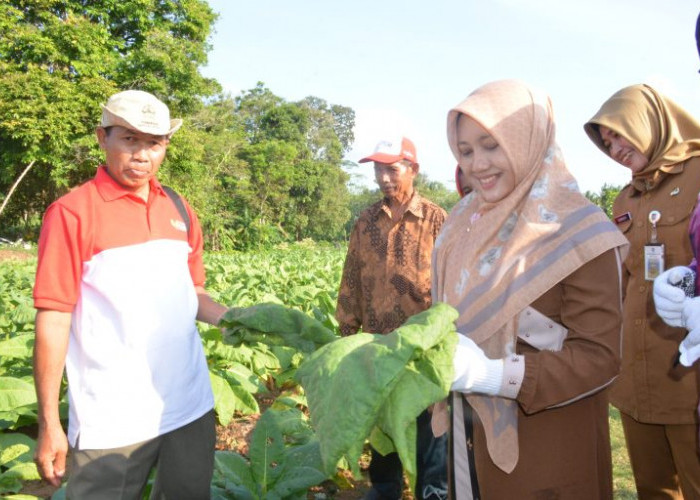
left=639, top=285, right=646, bottom=292
left=525, top=332, right=530, bottom=337
left=635, top=353, right=644, bottom=361
left=509, top=379, right=517, bottom=385
left=634, top=319, right=642, bottom=326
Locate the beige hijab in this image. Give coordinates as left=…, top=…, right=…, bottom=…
left=433, top=80, right=628, bottom=473
left=584, top=83, right=700, bottom=192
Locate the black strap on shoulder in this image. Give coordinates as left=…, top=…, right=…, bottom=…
left=162, top=185, right=191, bottom=237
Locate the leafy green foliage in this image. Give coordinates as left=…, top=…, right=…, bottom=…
left=203, top=243, right=345, bottom=331
left=0, top=0, right=218, bottom=237
left=295, top=303, right=458, bottom=488
left=0, top=262, right=39, bottom=337
left=223, top=83, right=354, bottom=248
left=211, top=409, right=326, bottom=499
left=585, top=183, right=622, bottom=218
left=0, top=433, right=40, bottom=494
left=220, top=303, right=337, bottom=353
left=0, top=243, right=635, bottom=496
left=0, top=262, right=39, bottom=432
left=209, top=371, right=259, bottom=427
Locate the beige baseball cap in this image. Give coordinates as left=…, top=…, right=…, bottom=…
left=100, top=90, right=183, bottom=137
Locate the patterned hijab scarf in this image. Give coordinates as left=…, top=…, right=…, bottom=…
left=433, top=80, right=628, bottom=473
left=584, top=84, right=700, bottom=192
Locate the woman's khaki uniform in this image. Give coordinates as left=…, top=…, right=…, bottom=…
left=611, top=159, right=700, bottom=424
left=586, top=84, right=700, bottom=499
left=436, top=80, right=629, bottom=500
left=610, top=161, right=700, bottom=499
left=469, top=250, right=622, bottom=499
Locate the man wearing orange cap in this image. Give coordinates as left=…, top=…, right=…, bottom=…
left=336, top=137, right=448, bottom=499
left=32, top=90, right=228, bottom=498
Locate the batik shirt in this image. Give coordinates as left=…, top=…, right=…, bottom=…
left=336, top=192, right=446, bottom=335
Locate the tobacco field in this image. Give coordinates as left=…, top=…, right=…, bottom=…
left=0, top=242, right=636, bottom=499
left=0, top=242, right=358, bottom=499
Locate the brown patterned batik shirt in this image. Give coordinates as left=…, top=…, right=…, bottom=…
left=336, top=192, right=447, bottom=336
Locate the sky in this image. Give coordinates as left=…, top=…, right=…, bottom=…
left=201, top=0, right=700, bottom=194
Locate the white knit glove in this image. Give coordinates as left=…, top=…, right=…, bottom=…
left=451, top=333, right=504, bottom=396
left=679, top=297, right=700, bottom=366
left=653, top=266, right=693, bottom=327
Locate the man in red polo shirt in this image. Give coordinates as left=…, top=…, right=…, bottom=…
left=32, top=90, right=228, bottom=498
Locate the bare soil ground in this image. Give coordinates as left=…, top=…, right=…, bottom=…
left=0, top=248, right=34, bottom=261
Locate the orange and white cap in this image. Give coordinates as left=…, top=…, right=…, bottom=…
left=358, top=136, right=418, bottom=165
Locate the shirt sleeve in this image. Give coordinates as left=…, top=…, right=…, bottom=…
left=182, top=197, right=206, bottom=288
left=336, top=222, right=363, bottom=336
left=517, top=248, right=623, bottom=413
left=33, top=203, right=84, bottom=312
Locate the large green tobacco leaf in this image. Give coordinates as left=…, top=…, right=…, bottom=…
left=209, top=372, right=259, bottom=426
left=295, top=303, right=458, bottom=485
left=220, top=303, right=337, bottom=353
left=0, top=335, right=34, bottom=361
left=0, top=433, right=36, bottom=469
left=212, top=451, right=257, bottom=499
left=204, top=338, right=281, bottom=376
left=0, top=405, right=38, bottom=432
left=0, top=433, right=40, bottom=494
left=265, top=441, right=326, bottom=499
left=249, top=409, right=326, bottom=499
left=0, top=378, right=36, bottom=413
left=211, top=409, right=327, bottom=499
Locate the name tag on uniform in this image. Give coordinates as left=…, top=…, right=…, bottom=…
left=614, top=212, right=632, bottom=224
left=644, top=244, right=665, bottom=281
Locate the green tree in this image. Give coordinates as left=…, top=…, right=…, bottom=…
left=0, top=0, right=218, bottom=236
left=158, top=94, right=248, bottom=251
left=229, top=85, right=354, bottom=247
left=585, top=183, right=622, bottom=219
left=414, top=173, right=460, bottom=214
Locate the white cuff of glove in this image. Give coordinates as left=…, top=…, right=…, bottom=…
left=451, top=334, right=504, bottom=396
left=653, top=266, right=693, bottom=328
left=470, top=357, right=504, bottom=396
left=682, top=296, right=700, bottom=332
left=679, top=327, right=700, bottom=367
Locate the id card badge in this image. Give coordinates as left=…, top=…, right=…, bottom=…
left=644, top=243, right=665, bottom=281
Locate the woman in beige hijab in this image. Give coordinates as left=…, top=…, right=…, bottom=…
left=434, top=79, right=628, bottom=499
left=585, top=84, right=700, bottom=500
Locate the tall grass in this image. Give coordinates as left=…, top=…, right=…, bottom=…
left=610, top=406, right=637, bottom=499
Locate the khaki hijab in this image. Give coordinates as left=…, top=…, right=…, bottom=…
left=584, top=83, right=700, bottom=192
left=433, top=80, right=628, bottom=473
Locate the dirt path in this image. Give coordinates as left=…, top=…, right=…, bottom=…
left=0, top=248, right=34, bottom=262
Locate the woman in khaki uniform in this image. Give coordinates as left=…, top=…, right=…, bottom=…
left=434, top=80, right=629, bottom=499
left=585, top=83, right=700, bottom=500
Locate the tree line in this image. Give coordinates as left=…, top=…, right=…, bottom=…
left=0, top=1, right=619, bottom=251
